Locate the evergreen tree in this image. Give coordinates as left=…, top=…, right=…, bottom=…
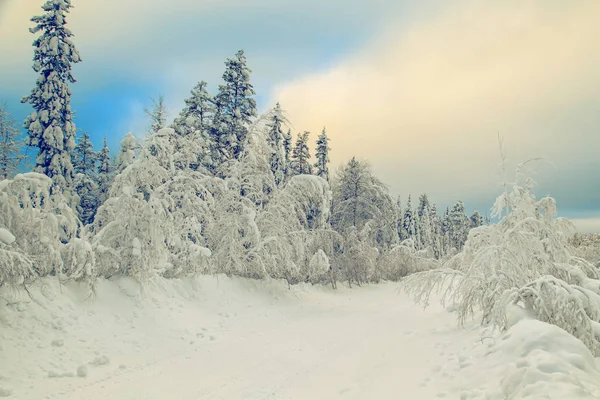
left=265, top=103, right=287, bottom=185
left=448, top=200, right=470, bottom=250
left=283, top=129, right=292, bottom=177
left=21, top=0, right=81, bottom=193
left=0, top=104, right=25, bottom=179
left=314, top=127, right=331, bottom=181
left=96, top=137, right=112, bottom=204
left=145, top=96, right=167, bottom=133
left=291, top=131, right=312, bottom=175
left=72, top=131, right=96, bottom=175
left=173, top=81, right=215, bottom=136
left=74, top=173, right=98, bottom=225
left=396, top=197, right=406, bottom=241
left=403, top=195, right=416, bottom=242
left=430, top=203, right=444, bottom=258
left=116, top=132, right=137, bottom=173
left=212, top=50, right=257, bottom=163
left=470, top=210, right=484, bottom=228
left=416, top=194, right=433, bottom=250
left=72, top=133, right=98, bottom=225
left=440, top=206, right=451, bottom=250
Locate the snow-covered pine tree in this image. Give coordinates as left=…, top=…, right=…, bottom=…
left=145, top=96, right=167, bottom=133
left=0, top=104, right=24, bottom=179
left=448, top=200, right=470, bottom=250
left=430, top=203, right=444, bottom=259
left=173, top=81, right=216, bottom=136
left=21, top=0, right=81, bottom=196
left=403, top=195, right=416, bottom=244
left=314, top=127, right=331, bottom=181
left=212, top=50, right=257, bottom=164
left=283, top=129, right=292, bottom=177
left=417, top=193, right=433, bottom=250
left=396, top=197, right=406, bottom=241
left=470, top=210, right=484, bottom=228
left=265, top=103, right=287, bottom=185
left=73, top=131, right=96, bottom=175
left=96, top=138, right=112, bottom=205
left=291, top=131, right=312, bottom=175
left=116, top=132, right=137, bottom=173
left=72, top=131, right=98, bottom=224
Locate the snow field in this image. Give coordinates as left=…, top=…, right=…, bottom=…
left=1, top=275, right=599, bottom=399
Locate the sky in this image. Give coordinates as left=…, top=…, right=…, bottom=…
left=0, top=0, right=599, bottom=232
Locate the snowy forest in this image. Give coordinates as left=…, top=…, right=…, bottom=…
left=2, top=1, right=600, bottom=399
left=0, top=0, right=486, bottom=289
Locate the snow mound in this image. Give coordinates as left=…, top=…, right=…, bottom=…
left=0, top=228, right=15, bottom=245
left=455, top=319, right=600, bottom=399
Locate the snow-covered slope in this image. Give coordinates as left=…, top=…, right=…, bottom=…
left=1, top=276, right=599, bottom=399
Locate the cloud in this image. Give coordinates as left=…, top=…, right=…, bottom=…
left=272, top=0, right=600, bottom=214
left=571, top=218, right=600, bottom=234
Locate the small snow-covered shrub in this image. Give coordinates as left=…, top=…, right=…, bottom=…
left=379, top=239, right=439, bottom=281
left=308, top=249, right=330, bottom=283
left=60, top=238, right=95, bottom=281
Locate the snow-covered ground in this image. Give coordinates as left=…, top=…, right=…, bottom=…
left=1, top=276, right=600, bottom=399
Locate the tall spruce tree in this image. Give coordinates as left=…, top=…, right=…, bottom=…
left=291, top=131, right=312, bottom=175
left=266, top=103, right=287, bottom=185
left=96, top=137, right=112, bottom=204
left=283, top=129, right=292, bottom=177
left=21, top=0, right=81, bottom=194
left=212, top=50, right=257, bottom=163
left=72, top=131, right=96, bottom=175
left=416, top=193, right=433, bottom=249
left=0, top=104, right=25, bottom=179
left=403, top=195, right=416, bottom=242
left=173, top=81, right=215, bottom=136
left=314, top=127, right=331, bottom=181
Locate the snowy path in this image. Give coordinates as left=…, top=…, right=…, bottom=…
left=1, top=277, right=478, bottom=400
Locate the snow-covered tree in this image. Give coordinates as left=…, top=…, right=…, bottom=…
left=254, top=174, right=337, bottom=286
left=21, top=0, right=81, bottom=195
left=212, top=50, right=257, bottom=163
left=404, top=164, right=600, bottom=356
left=448, top=200, right=470, bottom=250
left=283, top=129, right=292, bottom=177
left=416, top=194, right=433, bottom=250
left=314, top=127, right=331, bottom=181
left=403, top=196, right=417, bottom=241
left=470, top=210, right=484, bottom=228
left=145, top=96, right=167, bottom=133
left=0, top=173, right=82, bottom=282
left=96, top=138, right=112, bottom=205
left=265, top=103, right=287, bottom=185
left=331, top=157, right=392, bottom=242
left=72, top=131, right=96, bottom=175
left=173, top=81, right=215, bottom=136
left=291, top=131, right=312, bottom=175
left=0, top=104, right=24, bottom=179
left=115, top=132, right=137, bottom=173
left=74, top=173, right=98, bottom=226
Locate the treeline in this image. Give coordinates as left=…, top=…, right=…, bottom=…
left=1, top=0, right=483, bottom=290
